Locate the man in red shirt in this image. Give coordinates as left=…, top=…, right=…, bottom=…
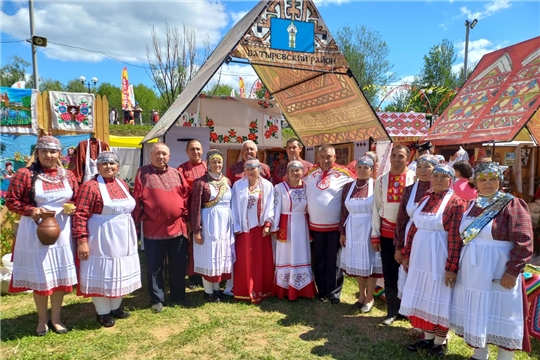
left=227, top=140, right=271, bottom=185
left=132, top=143, right=190, bottom=312
left=177, top=139, right=206, bottom=289
left=272, top=138, right=313, bottom=185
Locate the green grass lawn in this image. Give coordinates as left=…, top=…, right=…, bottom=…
left=1, top=263, right=539, bottom=360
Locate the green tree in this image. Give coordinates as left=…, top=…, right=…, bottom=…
left=204, top=83, right=233, bottom=96
left=0, top=55, right=30, bottom=87
left=97, top=82, right=122, bottom=111
left=334, top=25, right=396, bottom=104
left=133, top=83, right=161, bottom=123
left=65, top=78, right=91, bottom=93
left=39, top=78, right=64, bottom=92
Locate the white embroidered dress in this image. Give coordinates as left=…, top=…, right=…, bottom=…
left=79, top=176, right=141, bottom=297
left=399, top=191, right=453, bottom=327
left=450, top=202, right=524, bottom=350
left=340, top=179, right=382, bottom=277
left=193, top=180, right=234, bottom=277
left=272, top=182, right=315, bottom=294
left=12, top=178, right=78, bottom=291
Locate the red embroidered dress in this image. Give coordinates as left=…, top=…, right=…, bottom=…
left=6, top=167, right=78, bottom=295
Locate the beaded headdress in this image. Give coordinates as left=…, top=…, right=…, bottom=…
left=206, top=149, right=223, bottom=162
left=287, top=160, right=304, bottom=171
left=432, top=164, right=455, bottom=180
left=435, top=154, right=446, bottom=163
left=416, top=154, right=439, bottom=167
left=244, top=157, right=261, bottom=169
left=35, top=136, right=62, bottom=151
left=97, top=151, right=119, bottom=164
left=356, top=156, right=374, bottom=168
left=474, top=161, right=503, bottom=182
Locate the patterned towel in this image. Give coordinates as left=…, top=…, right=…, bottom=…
left=524, top=272, right=540, bottom=340
left=49, top=91, right=94, bottom=132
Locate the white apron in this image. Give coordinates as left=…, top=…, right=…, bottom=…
left=398, top=182, right=419, bottom=298
left=450, top=203, right=524, bottom=350
left=340, top=179, right=382, bottom=277
left=79, top=176, right=141, bottom=297
left=83, top=139, right=102, bottom=183
left=12, top=178, right=78, bottom=292
left=193, top=181, right=234, bottom=278
left=274, top=182, right=315, bottom=291
left=399, top=191, right=453, bottom=328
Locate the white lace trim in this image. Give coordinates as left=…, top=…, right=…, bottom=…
left=13, top=276, right=77, bottom=291
left=452, top=324, right=523, bottom=350
left=341, top=265, right=383, bottom=277
left=194, top=266, right=232, bottom=277
left=399, top=306, right=450, bottom=328
left=80, top=282, right=142, bottom=297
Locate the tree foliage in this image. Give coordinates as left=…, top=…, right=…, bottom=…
left=97, top=82, right=122, bottom=111
left=334, top=25, right=396, bottom=104
left=204, top=83, right=233, bottom=96
left=39, top=78, right=64, bottom=92
left=65, top=78, right=92, bottom=93
left=146, top=22, right=210, bottom=108
left=0, top=56, right=30, bottom=87
left=133, top=83, right=163, bottom=117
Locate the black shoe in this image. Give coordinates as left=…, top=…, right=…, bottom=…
left=352, top=301, right=364, bottom=310
left=110, top=308, right=131, bottom=319
left=96, top=314, right=115, bottom=327
left=214, top=290, right=232, bottom=299
left=175, top=298, right=194, bottom=308
left=407, top=339, right=435, bottom=352
left=330, top=297, right=340, bottom=305
left=428, top=343, right=447, bottom=357
left=203, top=292, right=220, bottom=303
left=317, top=295, right=326, bottom=302
left=188, top=284, right=198, bottom=290
left=36, top=326, right=49, bottom=337
left=48, top=320, right=68, bottom=334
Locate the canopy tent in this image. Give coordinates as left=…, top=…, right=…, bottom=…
left=377, top=112, right=428, bottom=143
left=424, top=36, right=540, bottom=146
left=142, top=0, right=389, bottom=146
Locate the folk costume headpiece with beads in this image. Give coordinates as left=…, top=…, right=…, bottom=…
left=474, top=162, right=503, bottom=182
left=35, top=136, right=62, bottom=151
left=97, top=151, right=119, bottom=164
left=287, top=160, right=304, bottom=171
left=244, top=157, right=261, bottom=169
left=416, top=154, right=439, bottom=167
left=356, top=155, right=374, bottom=169
left=432, top=164, right=455, bottom=180
left=206, top=149, right=223, bottom=162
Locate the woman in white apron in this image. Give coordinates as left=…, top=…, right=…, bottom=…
left=74, top=152, right=141, bottom=327
left=6, top=136, right=78, bottom=336
left=450, top=162, right=533, bottom=360
left=400, top=164, right=466, bottom=357
left=272, top=160, right=316, bottom=301
left=396, top=154, right=438, bottom=299
left=339, top=156, right=381, bottom=313
left=190, top=150, right=234, bottom=303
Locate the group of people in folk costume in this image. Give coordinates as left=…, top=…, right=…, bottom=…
left=5, top=135, right=533, bottom=360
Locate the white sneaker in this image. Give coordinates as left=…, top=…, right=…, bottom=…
left=222, top=290, right=234, bottom=297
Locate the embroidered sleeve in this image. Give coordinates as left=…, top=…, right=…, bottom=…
left=339, top=182, right=352, bottom=235
left=73, top=180, right=102, bottom=243
left=443, top=195, right=466, bottom=273
left=500, top=198, right=534, bottom=276
left=5, top=168, right=34, bottom=216
left=394, top=185, right=412, bottom=250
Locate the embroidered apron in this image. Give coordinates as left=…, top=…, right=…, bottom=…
left=398, top=181, right=419, bottom=298
left=79, top=176, right=141, bottom=297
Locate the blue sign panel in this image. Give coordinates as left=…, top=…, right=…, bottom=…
left=270, top=18, right=314, bottom=53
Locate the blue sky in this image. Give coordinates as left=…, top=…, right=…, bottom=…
left=1, top=0, right=539, bottom=98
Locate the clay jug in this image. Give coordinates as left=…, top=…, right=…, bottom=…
left=35, top=210, right=61, bottom=246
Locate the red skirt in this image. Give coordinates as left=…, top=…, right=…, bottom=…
left=234, top=227, right=274, bottom=304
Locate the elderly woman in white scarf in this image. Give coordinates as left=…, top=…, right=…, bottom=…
left=231, top=157, right=275, bottom=304
left=450, top=162, right=533, bottom=360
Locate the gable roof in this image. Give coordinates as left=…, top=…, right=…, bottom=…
left=425, top=36, right=540, bottom=146
left=142, top=0, right=389, bottom=145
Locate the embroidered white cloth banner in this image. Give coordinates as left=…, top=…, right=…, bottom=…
left=49, top=91, right=94, bottom=132
left=0, top=86, right=38, bottom=134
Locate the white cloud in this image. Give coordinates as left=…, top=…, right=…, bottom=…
left=230, top=10, right=248, bottom=25
left=205, top=63, right=258, bottom=92
left=1, top=1, right=231, bottom=63
left=460, top=0, right=511, bottom=20
left=313, top=0, right=351, bottom=7
left=452, top=38, right=505, bottom=74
